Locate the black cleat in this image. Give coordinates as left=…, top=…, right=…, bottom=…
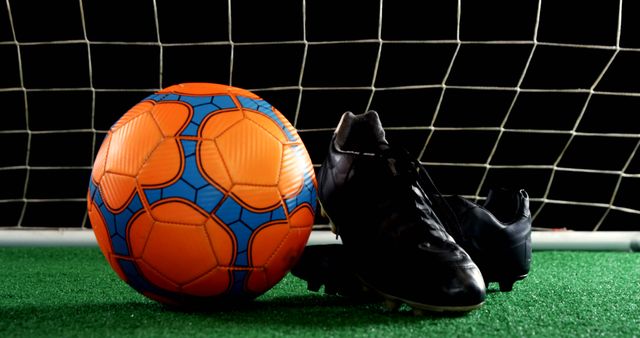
left=431, top=188, right=532, bottom=292
left=314, top=111, right=486, bottom=312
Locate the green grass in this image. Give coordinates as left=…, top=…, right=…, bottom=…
left=1, top=248, right=638, bottom=337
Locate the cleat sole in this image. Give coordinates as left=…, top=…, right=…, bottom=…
left=497, top=274, right=528, bottom=292
left=359, top=276, right=484, bottom=314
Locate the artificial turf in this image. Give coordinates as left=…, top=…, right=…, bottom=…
left=0, top=247, right=638, bottom=337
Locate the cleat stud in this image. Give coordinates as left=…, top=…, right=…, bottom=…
left=413, top=308, right=425, bottom=316
left=499, top=280, right=515, bottom=292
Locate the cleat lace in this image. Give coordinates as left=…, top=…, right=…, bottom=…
left=378, top=146, right=469, bottom=245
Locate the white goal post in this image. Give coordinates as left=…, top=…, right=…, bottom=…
left=1, top=0, right=640, bottom=249
left=1, top=229, right=640, bottom=252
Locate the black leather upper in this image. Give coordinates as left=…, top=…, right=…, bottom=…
left=318, top=111, right=486, bottom=307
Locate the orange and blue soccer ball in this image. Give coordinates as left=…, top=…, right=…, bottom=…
left=87, top=83, right=317, bottom=307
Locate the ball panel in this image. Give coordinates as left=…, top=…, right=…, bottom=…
left=264, top=227, right=312, bottom=286
left=245, top=269, right=270, bottom=295
left=106, top=113, right=164, bottom=176
left=127, top=211, right=155, bottom=258
left=142, top=221, right=217, bottom=285
left=278, top=145, right=305, bottom=198
left=91, top=133, right=111, bottom=185
left=150, top=101, right=192, bottom=137
left=182, top=268, right=232, bottom=297
left=159, top=82, right=260, bottom=99
left=204, top=218, right=235, bottom=266
left=249, top=221, right=289, bottom=267
left=107, top=255, right=129, bottom=285
left=231, top=185, right=282, bottom=211
left=288, top=204, right=315, bottom=229
left=136, top=259, right=179, bottom=291
left=99, top=172, right=137, bottom=211
left=111, top=101, right=155, bottom=132
left=150, top=200, right=208, bottom=225
left=244, top=111, right=289, bottom=143
left=271, top=106, right=300, bottom=142
left=88, top=201, right=113, bottom=258
left=216, top=119, right=283, bottom=185
left=138, top=139, right=183, bottom=187
left=200, top=110, right=244, bottom=140
left=199, top=139, right=233, bottom=191
left=88, top=204, right=129, bottom=282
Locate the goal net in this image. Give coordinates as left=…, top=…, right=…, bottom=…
left=1, top=0, right=639, bottom=233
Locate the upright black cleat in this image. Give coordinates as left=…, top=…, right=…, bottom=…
left=315, top=111, right=486, bottom=312
left=432, top=188, right=532, bottom=292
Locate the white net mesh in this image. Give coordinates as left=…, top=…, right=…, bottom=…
left=0, top=0, right=638, bottom=230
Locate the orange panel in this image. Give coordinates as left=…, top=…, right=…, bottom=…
left=216, top=119, right=282, bottom=186
left=99, top=172, right=136, bottom=212
left=106, top=112, right=164, bottom=176
left=159, top=83, right=260, bottom=99
left=205, top=218, right=234, bottom=266
left=182, top=268, right=231, bottom=297
left=288, top=205, right=315, bottom=229
left=245, top=269, right=270, bottom=295
left=244, top=111, right=288, bottom=143
left=151, top=201, right=208, bottom=225
left=137, top=259, right=179, bottom=292
left=91, top=133, right=111, bottom=184
left=138, top=138, right=183, bottom=187
left=112, top=101, right=155, bottom=132
left=249, top=222, right=289, bottom=267
left=127, top=211, right=155, bottom=258
left=151, top=101, right=192, bottom=137
left=199, top=109, right=244, bottom=140
left=278, top=145, right=304, bottom=199
left=198, top=140, right=233, bottom=192
left=265, top=227, right=311, bottom=286
left=231, top=185, right=282, bottom=211
left=142, top=221, right=216, bottom=285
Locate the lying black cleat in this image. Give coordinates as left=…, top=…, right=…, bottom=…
left=431, top=188, right=532, bottom=292
left=315, top=111, right=486, bottom=312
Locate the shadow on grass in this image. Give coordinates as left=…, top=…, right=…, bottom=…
left=1, top=293, right=475, bottom=336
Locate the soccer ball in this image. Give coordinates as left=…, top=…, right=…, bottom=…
left=87, top=83, right=317, bottom=307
